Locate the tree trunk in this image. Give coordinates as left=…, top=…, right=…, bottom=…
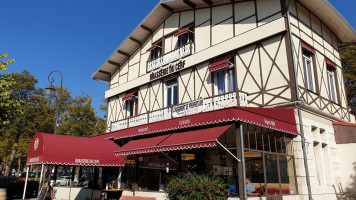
left=4, top=138, right=18, bottom=176
left=17, top=157, right=21, bottom=176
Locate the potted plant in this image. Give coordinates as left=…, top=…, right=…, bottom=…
left=166, top=173, right=230, bottom=200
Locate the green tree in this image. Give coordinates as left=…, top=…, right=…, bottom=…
left=339, top=43, right=356, bottom=111
left=0, top=52, right=20, bottom=126
left=1, top=70, right=42, bottom=175
left=59, top=94, right=105, bottom=136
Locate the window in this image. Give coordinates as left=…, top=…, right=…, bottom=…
left=125, top=96, right=138, bottom=117
left=327, top=66, right=337, bottom=103
left=213, top=67, right=236, bottom=95
left=244, top=123, right=297, bottom=195
left=302, top=50, right=316, bottom=92
left=175, top=25, right=194, bottom=48
left=165, top=79, right=178, bottom=107
left=149, top=41, right=162, bottom=60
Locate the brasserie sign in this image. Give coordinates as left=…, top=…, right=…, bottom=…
left=147, top=43, right=193, bottom=72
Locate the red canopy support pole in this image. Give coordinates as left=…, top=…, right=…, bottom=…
left=22, top=165, right=30, bottom=199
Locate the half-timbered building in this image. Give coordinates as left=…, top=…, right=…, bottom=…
left=91, top=0, right=356, bottom=199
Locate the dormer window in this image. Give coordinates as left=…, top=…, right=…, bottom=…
left=174, top=25, right=194, bottom=48
left=147, top=40, right=162, bottom=60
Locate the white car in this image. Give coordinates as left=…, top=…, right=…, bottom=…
left=51, top=176, right=71, bottom=187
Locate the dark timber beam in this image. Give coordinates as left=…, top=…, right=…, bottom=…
left=161, top=3, right=173, bottom=12
left=140, top=25, right=153, bottom=34
left=107, top=60, right=120, bottom=68
left=117, top=50, right=129, bottom=57
left=99, top=70, right=111, bottom=76
left=202, top=0, right=212, bottom=6
left=183, top=0, right=196, bottom=9
left=129, top=37, right=142, bottom=45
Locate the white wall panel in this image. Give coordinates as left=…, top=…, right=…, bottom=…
left=180, top=10, right=194, bottom=27
left=164, top=13, right=179, bottom=34
left=235, top=17, right=256, bottom=35
left=195, top=22, right=210, bottom=52
left=152, top=23, right=164, bottom=42
left=129, top=49, right=140, bottom=66
left=195, top=8, right=210, bottom=26
left=234, top=1, right=254, bottom=22
left=297, top=3, right=310, bottom=27
left=212, top=19, right=233, bottom=45
left=128, top=63, right=139, bottom=81
left=141, top=36, right=152, bottom=54
left=212, top=5, right=232, bottom=25
left=256, top=0, right=280, bottom=21
left=195, top=62, right=212, bottom=99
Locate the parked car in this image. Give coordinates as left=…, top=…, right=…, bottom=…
left=28, top=172, right=36, bottom=178
left=0, top=176, right=20, bottom=186
left=51, top=176, right=71, bottom=187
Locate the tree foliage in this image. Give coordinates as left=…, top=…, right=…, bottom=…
left=339, top=43, right=356, bottom=111
left=0, top=70, right=106, bottom=175
left=0, top=52, right=21, bottom=126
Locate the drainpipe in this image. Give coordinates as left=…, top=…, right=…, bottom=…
left=239, top=123, right=247, bottom=200
left=286, top=1, right=313, bottom=199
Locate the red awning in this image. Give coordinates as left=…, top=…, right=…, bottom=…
left=115, top=125, right=232, bottom=156
left=174, top=25, right=192, bottom=37
left=122, top=91, right=137, bottom=101
left=116, top=135, right=169, bottom=155
left=146, top=40, right=162, bottom=52
left=27, top=132, right=124, bottom=166
left=326, top=58, right=337, bottom=69
left=209, top=57, right=232, bottom=72
left=93, top=106, right=298, bottom=140
left=301, top=41, right=315, bottom=53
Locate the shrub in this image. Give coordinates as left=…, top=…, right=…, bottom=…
left=165, top=173, right=229, bottom=200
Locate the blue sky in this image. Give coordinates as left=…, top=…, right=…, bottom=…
left=1, top=0, right=355, bottom=118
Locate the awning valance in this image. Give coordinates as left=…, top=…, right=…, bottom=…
left=209, top=57, right=232, bottom=72
left=93, top=106, right=298, bottom=140
left=122, top=91, right=137, bottom=101
left=146, top=40, right=162, bottom=52
left=27, top=132, right=124, bottom=166
left=174, top=25, right=193, bottom=37
left=326, top=58, right=337, bottom=69
left=115, top=125, right=232, bottom=156
left=301, top=41, right=315, bottom=53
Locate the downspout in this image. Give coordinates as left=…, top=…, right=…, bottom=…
left=285, top=1, right=313, bottom=199
left=239, top=123, right=247, bottom=200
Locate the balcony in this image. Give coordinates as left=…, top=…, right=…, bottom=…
left=111, top=92, right=248, bottom=132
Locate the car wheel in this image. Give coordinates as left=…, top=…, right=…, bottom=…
left=56, top=183, right=61, bottom=186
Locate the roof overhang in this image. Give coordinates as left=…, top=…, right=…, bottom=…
left=92, top=0, right=356, bottom=82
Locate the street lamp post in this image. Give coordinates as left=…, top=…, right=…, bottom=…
left=41, top=71, right=63, bottom=191
left=45, top=70, right=63, bottom=135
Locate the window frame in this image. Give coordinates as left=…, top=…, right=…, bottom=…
left=243, top=123, right=298, bottom=196
left=213, top=64, right=236, bottom=96
left=176, top=25, right=194, bottom=49
left=302, top=50, right=316, bottom=93
left=150, top=41, right=162, bottom=61
left=165, top=78, right=178, bottom=107
left=125, top=95, right=138, bottom=118
left=326, top=65, right=338, bottom=103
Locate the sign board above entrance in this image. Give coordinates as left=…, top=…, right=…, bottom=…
left=147, top=43, right=194, bottom=72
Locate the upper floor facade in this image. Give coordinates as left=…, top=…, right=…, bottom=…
left=92, top=0, right=356, bottom=133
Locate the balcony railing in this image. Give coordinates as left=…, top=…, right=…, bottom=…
left=111, top=92, right=248, bottom=132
